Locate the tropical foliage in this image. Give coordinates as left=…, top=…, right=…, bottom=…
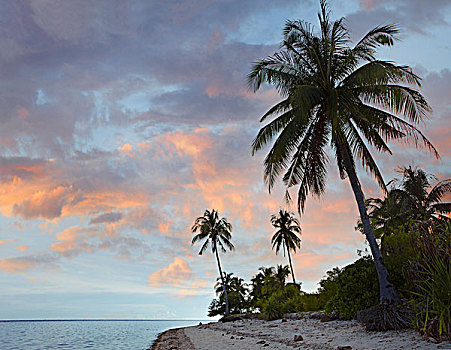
left=270, top=210, right=302, bottom=284
left=321, top=256, right=380, bottom=319
left=248, top=0, right=437, bottom=304
left=365, top=166, right=451, bottom=242
left=191, top=209, right=234, bottom=316
left=208, top=272, right=249, bottom=317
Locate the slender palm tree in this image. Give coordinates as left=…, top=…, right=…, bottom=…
left=248, top=1, right=438, bottom=304
left=270, top=210, right=302, bottom=284
left=191, top=209, right=234, bottom=316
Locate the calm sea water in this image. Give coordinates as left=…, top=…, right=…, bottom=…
left=0, top=319, right=204, bottom=350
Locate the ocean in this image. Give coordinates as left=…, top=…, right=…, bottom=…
left=0, top=319, right=204, bottom=350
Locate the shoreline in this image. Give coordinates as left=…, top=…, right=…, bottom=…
left=150, top=317, right=450, bottom=350
left=150, top=326, right=196, bottom=350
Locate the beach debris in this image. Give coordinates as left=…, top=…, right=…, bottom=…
left=321, top=312, right=339, bottom=322
left=257, top=340, right=266, bottom=344
left=294, top=334, right=304, bottom=341
left=337, top=346, right=352, bottom=350
left=309, top=311, right=326, bottom=319
left=282, top=318, right=287, bottom=322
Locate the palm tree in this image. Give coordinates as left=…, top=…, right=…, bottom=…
left=248, top=1, right=438, bottom=304
left=270, top=210, right=302, bottom=284
left=191, top=209, right=234, bottom=316
left=213, top=272, right=249, bottom=314
left=250, top=266, right=276, bottom=300
left=366, top=166, right=451, bottom=238
left=394, top=166, right=451, bottom=220
left=274, top=264, right=291, bottom=287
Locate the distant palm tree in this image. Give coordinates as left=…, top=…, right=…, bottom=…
left=214, top=273, right=248, bottom=300
left=248, top=0, right=438, bottom=304
left=274, top=264, right=291, bottom=287
left=191, top=209, right=234, bottom=316
left=213, top=273, right=249, bottom=314
left=271, top=210, right=302, bottom=284
left=250, top=266, right=276, bottom=299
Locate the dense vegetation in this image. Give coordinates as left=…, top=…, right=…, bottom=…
left=201, top=167, right=450, bottom=341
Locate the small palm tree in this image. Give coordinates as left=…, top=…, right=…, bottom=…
left=191, top=209, right=234, bottom=316
left=395, top=166, right=451, bottom=220
left=271, top=210, right=302, bottom=284
left=366, top=166, right=451, bottom=238
left=274, top=264, right=291, bottom=287
left=248, top=0, right=438, bottom=304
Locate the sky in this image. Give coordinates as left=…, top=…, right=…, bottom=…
left=0, top=0, right=450, bottom=320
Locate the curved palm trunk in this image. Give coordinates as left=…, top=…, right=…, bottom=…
left=340, top=146, right=399, bottom=304
left=286, top=246, right=297, bottom=285
left=214, top=243, right=230, bottom=316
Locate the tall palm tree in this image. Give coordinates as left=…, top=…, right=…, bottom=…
left=248, top=1, right=438, bottom=304
left=270, top=210, right=302, bottom=284
left=191, top=209, right=234, bottom=316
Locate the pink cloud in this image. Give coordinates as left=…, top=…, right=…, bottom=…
left=148, top=257, right=194, bottom=288
left=359, top=0, right=380, bottom=11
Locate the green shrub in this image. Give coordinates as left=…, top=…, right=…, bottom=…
left=411, top=255, right=451, bottom=340
left=263, top=291, right=285, bottom=320
left=325, top=256, right=379, bottom=319
left=407, top=221, right=451, bottom=340
left=262, top=285, right=305, bottom=320
left=301, top=293, right=320, bottom=311
left=317, top=267, right=340, bottom=309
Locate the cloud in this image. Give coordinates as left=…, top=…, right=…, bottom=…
left=13, top=185, right=76, bottom=220
left=118, top=144, right=134, bottom=157
left=346, top=0, right=450, bottom=37
left=89, top=212, right=123, bottom=225
left=0, top=255, right=56, bottom=273
left=148, top=257, right=194, bottom=288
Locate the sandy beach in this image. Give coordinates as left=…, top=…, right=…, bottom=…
left=151, top=317, right=451, bottom=350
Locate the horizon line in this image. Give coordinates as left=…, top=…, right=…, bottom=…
left=0, top=318, right=212, bottom=322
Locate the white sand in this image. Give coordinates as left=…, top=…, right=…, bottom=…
left=183, top=318, right=451, bottom=350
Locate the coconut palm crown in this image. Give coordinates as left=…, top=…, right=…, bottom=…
left=191, top=209, right=234, bottom=316
left=366, top=166, right=451, bottom=237
left=248, top=1, right=438, bottom=304
left=270, top=210, right=302, bottom=284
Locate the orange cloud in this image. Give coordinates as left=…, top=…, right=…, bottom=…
left=16, top=245, right=28, bottom=251
left=50, top=226, right=86, bottom=254
left=0, top=257, right=34, bottom=273
left=118, top=143, right=134, bottom=157
left=148, top=257, right=193, bottom=288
